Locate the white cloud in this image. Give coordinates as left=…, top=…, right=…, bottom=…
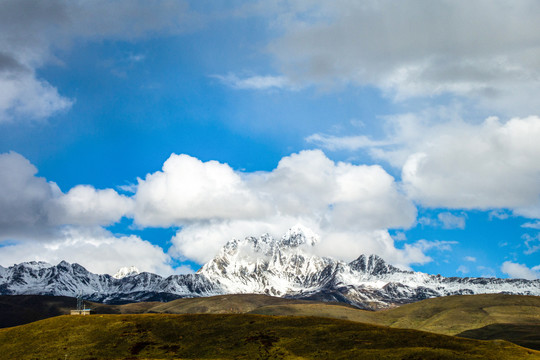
left=392, top=232, right=407, bottom=241
left=212, top=73, right=295, bottom=90
left=0, top=0, right=199, bottom=122
left=522, top=221, right=540, bottom=230
left=0, top=150, right=423, bottom=270
left=0, top=153, right=172, bottom=275
left=133, top=154, right=268, bottom=227
left=523, top=234, right=540, bottom=255
left=489, top=210, right=510, bottom=220
left=437, top=212, right=466, bottom=230
left=0, top=226, right=174, bottom=276
left=477, top=265, right=496, bottom=278
left=406, top=239, right=457, bottom=253
left=138, top=150, right=419, bottom=267
left=399, top=116, right=540, bottom=214
left=501, top=261, right=540, bottom=280
left=54, top=185, right=134, bottom=226
left=305, top=133, right=392, bottom=151
left=0, top=71, right=73, bottom=122
left=170, top=218, right=436, bottom=270
left=310, top=113, right=540, bottom=218
left=134, top=150, right=416, bottom=231
left=0, top=151, right=61, bottom=239
left=464, top=256, right=477, bottom=262
left=457, top=265, right=469, bottom=274
left=0, top=152, right=132, bottom=240
left=267, top=0, right=540, bottom=114
left=417, top=212, right=466, bottom=229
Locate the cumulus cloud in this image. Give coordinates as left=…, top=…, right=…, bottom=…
left=0, top=152, right=176, bottom=275
left=0, top=0, right=198, bottom=122
left=0, top=70, right=73, bottom=121
left=0, top=152, right=61, bottom=239
left=133, top=154, right=268, bottom=227
left=400, top=116, right=540, bottom=214
left=135, top=150, right=419, bottom=266
left=134, top=150, right=416, bottom=230
left=0, top=150, right=426, bottom=270
left=501, top=261, right=540, bottom=280
left=315, top=114, right=540, bottom=216
left=54, top=185, right=133, bottom=226
left=267, top=0, right=540, bottom=114
left=0, top=227, right=174, bottom=275
left=0, top=152, right=132, bottom=240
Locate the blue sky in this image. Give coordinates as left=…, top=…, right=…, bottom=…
left=0, top=0, right=539, bottom=279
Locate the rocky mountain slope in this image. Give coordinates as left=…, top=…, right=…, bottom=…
left=1, top=225, right=539, bottom=309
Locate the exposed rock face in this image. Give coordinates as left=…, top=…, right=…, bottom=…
left=1, top=225, right=539, bottom=309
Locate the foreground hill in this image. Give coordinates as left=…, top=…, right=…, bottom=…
left=0, top=295, right=161, bottom=328
left=0, top=295, right=76, bottom=328
left=250, top=293, right=540, bottom=350
left=1, top=293, right=539, bottom=350
left=146, top=293, right=324, bottom=314
left=2, top=226, right=539, bottom=309
left=0, top=313, right=538, bottom=360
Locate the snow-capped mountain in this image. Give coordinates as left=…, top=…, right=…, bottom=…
left=1, top=225, right=539, bottom=309
left=113, top=266, right=141, bottom=279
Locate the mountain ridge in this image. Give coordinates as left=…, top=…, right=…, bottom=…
left=1, top=226, right=539, bottom=309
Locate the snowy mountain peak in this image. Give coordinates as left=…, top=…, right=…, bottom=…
left=348, top=254, right=402, bottom=275
left=113, top=266, right=140, bottom=279
left=2, top=227, right=540, bottom=310
left=280, top=224, right=319, bottom=247
left=18, top=261, right=53, bottom=270
left=218, top=225, right=319, bottom=259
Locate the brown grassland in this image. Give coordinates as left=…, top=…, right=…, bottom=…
left=0, top=293, right=539, bottom=358
left=0, top=313, right=539, bottom=359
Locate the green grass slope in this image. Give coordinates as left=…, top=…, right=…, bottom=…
left=2, top=293, right=539, bottom=351
left=250, top=302, right=378, bottom=322
left=377, top=294, right=540, bottom=335
left=0, top=313, right=538, bottom=360
left=248, top=293, right=540, bottom=350
left=458, top=324, right=540, bottom=351
left=147, top=293, right=327, bottom=314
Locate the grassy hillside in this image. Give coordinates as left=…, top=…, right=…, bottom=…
left=2, top=293, right=539, bottom=350
left=0, top=295, right=75, bottom=328
left=377, top=293, right=540, bottom=335
left=0, top=313, right=538, bottom=360
left=90, top=300, right=162, bottom=314
left=249, top=294, right=540, bottom=334
left=0, top=295, right=161, bottom=328
left=147, top=293, right=328, bottom=314
left=250, top=302, right=378, bottom=322
left=250, top=294, right=540, bottom=350
left=458, top=324, right=540, bottom=352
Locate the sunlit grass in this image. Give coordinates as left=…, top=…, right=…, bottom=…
left=0, top=313, right=538, bottom=359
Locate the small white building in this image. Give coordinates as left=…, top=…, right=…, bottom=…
left=70, top=309, right=92, bottom=315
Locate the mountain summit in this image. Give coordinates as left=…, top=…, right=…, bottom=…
left=1, top=226, right=539, bottom=309
left=113, top=266, right=141, bottom=279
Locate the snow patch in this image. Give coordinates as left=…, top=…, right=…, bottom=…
left=113, top=266, right=140, bottom=279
